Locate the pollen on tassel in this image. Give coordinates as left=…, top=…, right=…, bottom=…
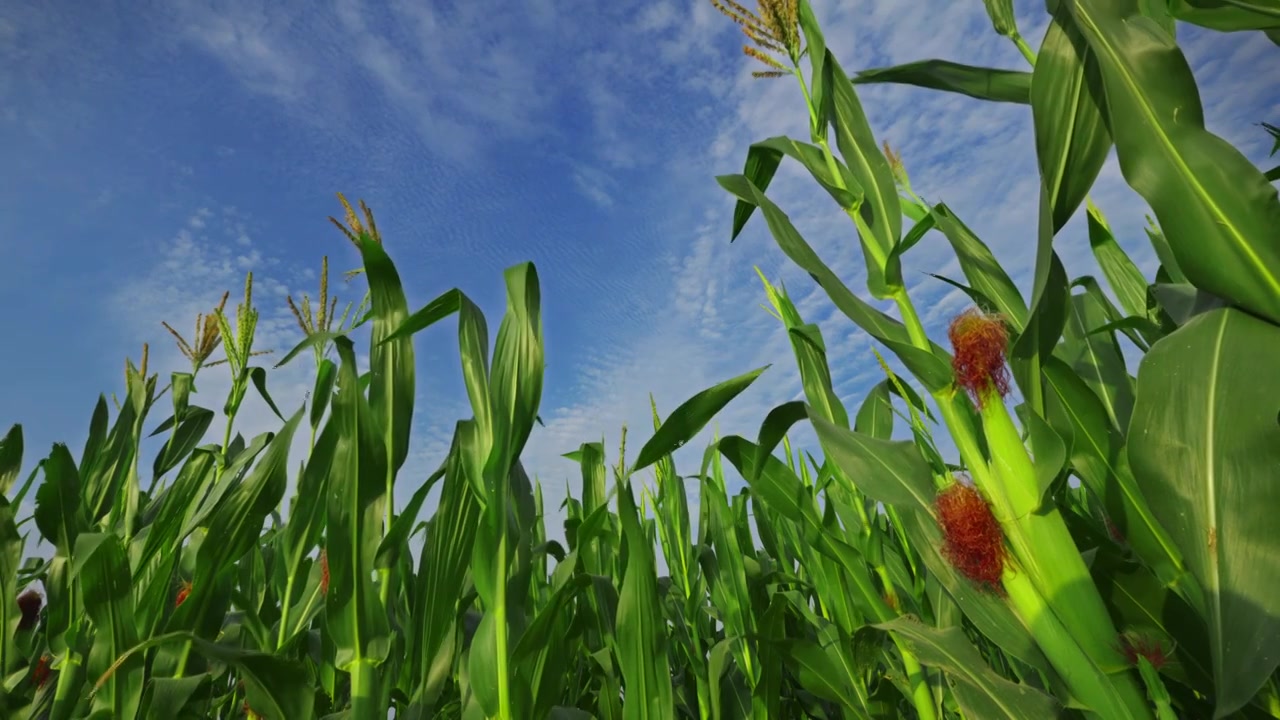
left=947, top=308, right=1011, bottom=407
left=935, top=478, right=1006, bottom=594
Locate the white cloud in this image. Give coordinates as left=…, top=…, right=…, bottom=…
left=570, top=163, right=618, bottom=208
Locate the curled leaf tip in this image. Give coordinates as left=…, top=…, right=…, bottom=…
left=947, top=308, right=1010, bottom=407
left=936, top=477, right=1006, bottom=594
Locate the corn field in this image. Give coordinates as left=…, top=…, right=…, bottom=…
left=2, top=0, right=1279, bottom=718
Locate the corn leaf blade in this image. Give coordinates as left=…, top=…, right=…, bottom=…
left=1069, top=0, right=1280, bottom=325
left=1127, top=307, right=1280, bottom=717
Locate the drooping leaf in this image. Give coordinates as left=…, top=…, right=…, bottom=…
left=1069, top=0, right=1280, bottom=325
left=852, top=60, right=1032, bottom=104
left=632, top=365, right=770, bottom=472
left=931, top=203, right=1029, bottom=330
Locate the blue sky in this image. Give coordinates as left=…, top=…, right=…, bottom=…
left=2, top=0, right=1277, bottom=556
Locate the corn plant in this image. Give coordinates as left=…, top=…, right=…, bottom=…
left=1, top=0, right=1278, bottom=718
left=706, top=0, right=1280, bottom=718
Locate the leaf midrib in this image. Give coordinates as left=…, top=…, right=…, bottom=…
left=1203, top=312, right=1227, bottom=675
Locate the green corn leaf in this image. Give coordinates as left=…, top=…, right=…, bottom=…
left=632, top=365, right=769, bottom=473
left=34, top=445, right=85, bottom=555
left=729, top=144, right=785, bottom=243
left=927, top=273, right=1002, bottom=318
left=410, top=423, right=483, bottom=704
left=470, top=262, right=545, bottom=720
left=487, top=261, right=544, bottom=483
left=77, top=533, right=143, bottom=718
left=197, top=407, right=302, bottom=586
left=1084, top=200, right=1149, bottom=324
left=697, top=459, right=758, bottom=689
left=0, top=497, right=21, bottom=677
left=309, top=357, right=337, bottom=431
left=326, top=337, right=391, bottom=684
left=798, top=0, right=828, bottom=137
left=1031, top=4, right=1112, bottom=233
left=757, top=276, right=854, bottom=431
left=717, top=436, right=812, bottom=526
left=753, top=401, right=810, bottom=480
left=1069, top=0, right=1280, bottom=325
left=854, top=382, right=895, bottom=439
left=178, top=431, right=271, bottom=542
left=614, top=479, right=675, bottom=719
left=774, top=636, right=870, bottom=714
left=715, top=174, right=953, bottom=380
left=1016, top=405, right=1070, bottom=502
left=874, top=617, right=1062, bottom=719
left=1009, top=187, right=1070, bottom=415
left=852, top=60, right=1032, bottom=104
left=932, top=203, right=1029, bottom=330
left=151, top=407, right=213, bottom=481
left=1142, top=215, right=1187, bottom=284
left=133, top=453, right=216, bottom=625
left=0, top=426, right=22, bottom=498
left=274, top=330, right=351, bottom=370
left=1149, top=283, right=1230, bottom=327
left=82, top=395, right=142, bottom=524
left=374, top=459, right=445, bottom=570
left=1040, top=356, right=1186, bottom=592
left=746, top=136, right=861, bottom=210
left=888, top=209, right=937, bottom=268
left=1058, top=287, right=1136, bottom=432
left=646, top=401, right=692, bottom=597
left=1163, top=0, right=1280, bottom=34
left=825, top=50, right=903, bottom=295
left=98, top=632, right=317, bottom=720
left=248, top=366, right=285, bottom=422
left=140, top=675, right=211, bottom=719
left=810, top=414, right=935, bottom=512
left=1127, top=308, right=1280, bottom=717
left=358, top=232, right=415, bottom=478
left=277, top=422, right=336, bottom=648
left=80, top=396, right=110, bottom=480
